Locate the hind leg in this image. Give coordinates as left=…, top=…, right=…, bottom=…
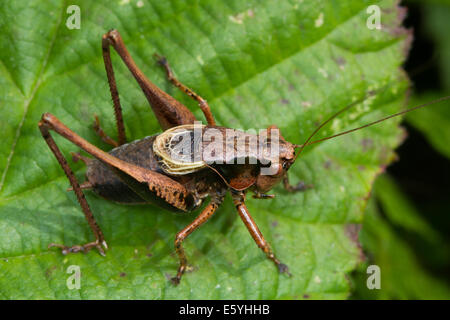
left=102, top=30, right=197, bottom=131
left=39, top=112, right=200, bottom=256
left=39, top=120, right=107, bottom=256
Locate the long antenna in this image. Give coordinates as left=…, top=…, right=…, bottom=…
left=296, top=95, right=450, bottom=151
left=294, top=88, right=382, bottom=160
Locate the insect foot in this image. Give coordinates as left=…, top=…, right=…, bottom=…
left=48, top=240, right=108, bottom=257
left=267, top=252, right=292, bottom=277
left=153, top=53, right=167, bottom=66
left=171, top=275, right=181, bottom=286
left=171, top=266, right=186, bottom=286
left=277, top=262, right=292, bottom=277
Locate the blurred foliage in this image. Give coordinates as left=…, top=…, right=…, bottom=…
left=352, top=176, right=450, bottom=299
left=352, top=0, right=450, bottom=299
left=407, top=1, right=450, bottom=158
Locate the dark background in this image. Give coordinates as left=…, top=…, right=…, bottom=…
left=352, top=0, right=450, bottom=299
left=393, top=1, right=450, bottom=281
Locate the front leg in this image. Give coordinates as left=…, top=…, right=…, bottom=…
left=232, top=192, right=291, bottom=276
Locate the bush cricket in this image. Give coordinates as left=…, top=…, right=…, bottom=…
left=38, top=30, right=450, bottom=285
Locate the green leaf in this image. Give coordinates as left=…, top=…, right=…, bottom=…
left=0, top=0, right=409, bottom=299
left=351, top=175, right=450, bottom=299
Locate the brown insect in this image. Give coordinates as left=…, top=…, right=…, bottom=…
left=38, top=30, right=450, bottom=285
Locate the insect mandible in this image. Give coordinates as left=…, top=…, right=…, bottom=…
left=38, top=30, right=450, bottom=285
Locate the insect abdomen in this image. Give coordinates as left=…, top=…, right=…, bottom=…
left=86, top=135, right=165, bottom=204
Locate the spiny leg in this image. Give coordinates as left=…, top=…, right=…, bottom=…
left=172, top=196, right=223, bottom=285
left=103, top=30, right=197, bottom=131
left=39, top=121, right=108, bottom=256
left=232, top=192, right=291, bottom=276
left=102, top=32, right=127, bottom=145
left=283, top=175, right=313, bottom=193
left=40, top=112, right=197, bottom=255
left=154, top=53, right=216, bottom=126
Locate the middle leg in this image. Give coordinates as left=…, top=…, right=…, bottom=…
left=154, top=54, right=216, bottom=126
left=172, top=194, right=224, bottom=285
